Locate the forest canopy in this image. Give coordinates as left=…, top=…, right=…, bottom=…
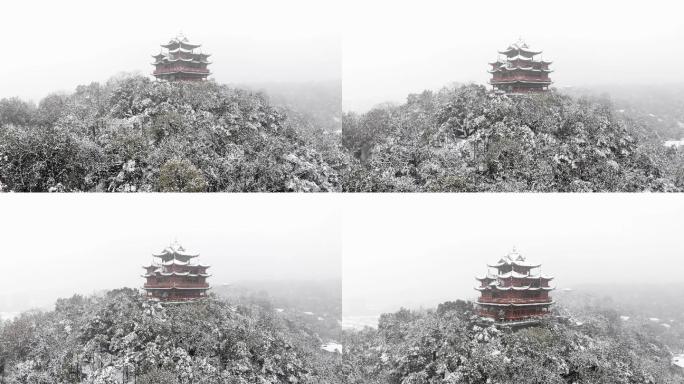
left=3, top=80, right=684, bottom=192
left=0, top=75, right=346, bottom=192
left=342, top=85, right=684, bottom=192
left=0, top=288, right=345, bottom=384
left=339, top=300, right=684, bottom=384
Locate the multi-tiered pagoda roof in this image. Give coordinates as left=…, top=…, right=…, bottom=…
left=152, top=35, right=211, bottom=81
left=475, top=248, right=554, bottom=322
left=142, top=242, right=211, bottom=302
left=489, top=40, right=553, bottom=93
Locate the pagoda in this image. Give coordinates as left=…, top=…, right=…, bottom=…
left=489, top=39, right=552, bottom=93
left=152, top=34, right=211, bottom=81
left=475, top=248, right=554, bottom=322
left=142, top=242, right=211, bottom=302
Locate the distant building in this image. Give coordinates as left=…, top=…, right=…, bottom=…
left=475, top=248, right=554, bottom=322
left=152, top=35, right=211, bottom=81
left=489, top=40, right=553, bottom=93
left=142, top=242, right=211, bottom=302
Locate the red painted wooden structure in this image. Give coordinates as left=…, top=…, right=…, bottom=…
left=475, top=248, right=554, bottom=321
left=152, top=35, right=211, bottom=81
left=489, top=40, right=552, bottom=93
left=142, top=242, right=211, bottom=302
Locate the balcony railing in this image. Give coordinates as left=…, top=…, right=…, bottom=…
left=491, top=77, right=552, bottom=83
left=478, top=309, right=550, bottom=321
left=478, top=297, right=551, bottom=305
left=144, top=282, right=209, bottom=289
left=153, top=67, right=210, bottom=75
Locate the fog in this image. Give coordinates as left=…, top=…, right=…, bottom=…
left=0, top=195, right=341, bottom=313
left=342, top=0, right=684, bottom=112
left=0, top=0, right=341, bottom=102
left=342, top=194, right=684, bottom=316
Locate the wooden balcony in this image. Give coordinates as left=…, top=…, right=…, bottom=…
left=478, top=297, right=552, bottom=305
left=491, top=77, right=551, bottom=84
left=153, top=66, right=210, bottom=75
left=143, top=282, right=209, bottom=289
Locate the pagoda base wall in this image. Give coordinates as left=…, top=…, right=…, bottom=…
left=154, top=75, right=209, bottom=82
left=145, top=289, right=208, bottom=302
left=492, top=85, right=549, bottom=94
left=478, top=306, right=551, bottom=321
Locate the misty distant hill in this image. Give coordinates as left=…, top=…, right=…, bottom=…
left=236, top=81, right=342, bottom=134
left=557, top=283, right=684, bottom=333
left=214, top=279, right=340, bottom=318
left=560, top=83, right=684, bottom=141
left=214, top=279, right=341, bottom=342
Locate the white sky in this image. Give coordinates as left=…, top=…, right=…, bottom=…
left=0, top=0, right=341, bottom=102
left=342, top=194, right=684, bottom=315
left=0, top=195, right=341, bottom=312
left=342, top=0, right=684, bottom=111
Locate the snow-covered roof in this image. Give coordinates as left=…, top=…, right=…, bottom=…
left=498, top=39, right=542, bottom=56
left=475, top=285, right=555, bottom=292
left=489, top=65, right=553, bottom=73
left=497, top=271, right=553, bottom=279
left=142, top=271, right=211, bottom=278
left=497, top=271, right=527, bottom=278
left=144, top=260, right=209, bottom=268
left=165, top=48, right=211, bottom=57
left=168, top=47, right=196, bottom=54
left=507, top=54, right=534, bottom=61
left=476, top=300, right=554, bottom=307
left=505, top=55, right=552, bottom=64
left=153, top=241, right=200, bottom=259
left=487, top=248, right=541, bottom=268
left=165, top=57, right=210, bottom=64
left=161, top=35, right=201, bottom=50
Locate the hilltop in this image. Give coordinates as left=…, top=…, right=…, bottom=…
left=0, top=288, right=345, bottom=383
left=0, top=75, right=347, bottom=192
left=339, top=300, right=684, bottom=384
left=342, top=85, right=684, bottom=192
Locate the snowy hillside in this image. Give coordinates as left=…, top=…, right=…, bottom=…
left=0, top=75, right=348, bottom=192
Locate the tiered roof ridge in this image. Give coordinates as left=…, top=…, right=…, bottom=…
left=498, top=39, right=543, bottom=56
left=161, top=34, right=201, bottom=49
left=152, top=241, right=199, bottom=259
